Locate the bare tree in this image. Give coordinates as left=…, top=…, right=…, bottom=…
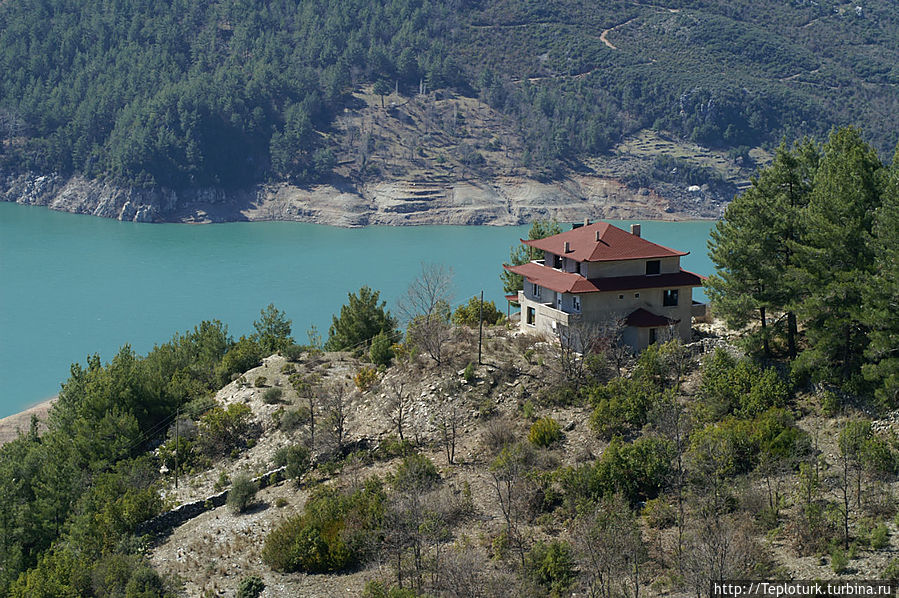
left=401, top=263, right=455, bottom=366
left=553, top=316, right=619, bottom=386
left=574, top=494, right=646, bottom=598
left=683, top=512, right=759, bottom=598
left=490, top=442, right=538, bottom=570
left=434, top=402, right=461, bottom=465
left=322, top=381, right=352, bottom=454
left=290, top=373, right=319, bottom=452
left=651, top=391, right=693, bottom=563
left=384, top=374, right=414, bottom=442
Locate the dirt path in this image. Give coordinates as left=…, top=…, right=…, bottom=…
left=599, top=27, right=618, bottom=49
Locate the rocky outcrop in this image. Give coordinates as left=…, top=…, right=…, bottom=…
left=1, top=170, right=711, bottom=226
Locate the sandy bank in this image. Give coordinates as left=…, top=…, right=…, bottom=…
left=0, top=397, right=55, bottom=445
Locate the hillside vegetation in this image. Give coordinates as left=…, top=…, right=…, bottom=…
left=0, top=0, right=897, bottom=199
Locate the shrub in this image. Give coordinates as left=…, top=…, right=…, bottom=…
left=283, top=343, right=305, bottom=362
left=831, top=546, right=849, bottom=574
left=872, top=523, right=890, bottom=550
left=393, top=453, right=439, bottom=492
left=699, top=349, right=790, bottom=419
left=228, top=473, right=258, bottom=513
left=255, top=376, right=268, bottom=388
left=483, top=418, right=516, bottom=454
left=215, top=335, right=263, bottom=386
left=463, top=361, right=475, bottom=383
left=263, top=387, right=284, bottom=404
left=280, top=363, right=296, bottom=375
left=198, top=403, right=253, bottom=456
left=452, top=295, right=504, bottom=327
left=279, top=407, right=308, bottom=432
left=284, top=445, right=312, bottom=481
left=236, top=574, right=265, bottom=598
left=588, top=377, right=656, bottom=439
left=642, top=497, right=676, bottom=528
left=528, top=417, right=562, bottom=448
left=526, top=540, right=577, bottom=597
left=354, top=366, right=378, bottom=391
left=369, top=331, right=394, bottom=367
left=521, top=400, right=536, bottom=420
left=560, top=436, right=672, bottom=506
left=364, top=581, right=417, bottom=598
left=884, top=558, right=899, bottom=582
left=262, top=479, right=385, bottom=573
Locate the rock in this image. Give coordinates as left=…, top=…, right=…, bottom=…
left=564, top=420, right=575, bottom=431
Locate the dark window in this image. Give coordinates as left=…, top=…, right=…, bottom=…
left=649, top=328, right=658, bottom=344
left=646, top=260, right=660, bottom=275
left=526, top=307, right=536, bottom=326
left=532, top=283, right=541, bottom=298
left=663, top=289, right=679, bottom=306
left=553, top=254, right=563, bottom=269
left=576, top=261, right=582, bottom=275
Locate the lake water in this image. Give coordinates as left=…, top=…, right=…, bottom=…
left=0, top=202, right=714, bottom=417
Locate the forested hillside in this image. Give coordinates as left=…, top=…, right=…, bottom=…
left=0, top=0, right=897, bottom=193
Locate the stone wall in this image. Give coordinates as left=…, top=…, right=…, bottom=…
left=137, top=466, right=286, bottom=538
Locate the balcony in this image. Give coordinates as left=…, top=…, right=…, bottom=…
left=536, top=302, right=571, bottom=328
left=691, top=301, right=707, bottom=318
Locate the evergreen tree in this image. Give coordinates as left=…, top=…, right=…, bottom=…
left=501, top=219, right=562, bottom=295
left=863, top=144, right=899, bottom=407
left=325, top=286, right=399, bottom=351
left=793, top=127, right=883, bottom=387
left=706, top=140, right=817, bottom=356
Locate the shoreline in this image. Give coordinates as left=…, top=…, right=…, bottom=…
left=0, top=396, right=56, bottom=446
left=1, top=172, right=725, bottom=226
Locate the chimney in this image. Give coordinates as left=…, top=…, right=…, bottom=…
left=584, top=217, right=590, bottom=226
left=564, top=241, right=571, bottom=253
left=595, top=230, right=601, bottom=242
left=630, top=223, right=641, bottom=238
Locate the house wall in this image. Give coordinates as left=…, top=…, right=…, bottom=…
left=583, top=256, right=680, bottom=278
left=517, top=291, right=569, bottom=337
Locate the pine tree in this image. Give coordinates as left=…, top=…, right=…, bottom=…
left=706, top=141, right=817, bottom=357
left=794, top=127, right=883, bottom=387
left=500, top=219, right=562, bottom=295
left=863, top=144, right=899, bottom=407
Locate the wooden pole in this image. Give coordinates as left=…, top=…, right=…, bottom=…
left=478, top=290, right=484, bottom=365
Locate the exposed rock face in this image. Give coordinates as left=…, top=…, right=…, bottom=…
left=1, top=171, right=707, bottom=226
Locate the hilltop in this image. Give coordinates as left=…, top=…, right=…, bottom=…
left=1, top=0, right=897, bottom=223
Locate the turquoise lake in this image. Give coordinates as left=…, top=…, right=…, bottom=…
left=0, top=202, right=715, bottom=418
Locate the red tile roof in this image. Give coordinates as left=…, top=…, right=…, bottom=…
left=625, top=308, right=678, bottom=328
left=504, top=262, right=705, bottom=294
left=522, top=222, right=687, bottom=262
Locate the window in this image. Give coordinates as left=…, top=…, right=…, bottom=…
left=576, top=261, right=583, bottom=275
left=663, top=289, right=679, bottom=306
left=646, top=260, right=660, bottom=275
left=532, top=283, right=541, bottom=299
left=618, top=294, right=624, bottom=300
left=553, top=254, right=563, bottom=269
left=573, top=296, right=581, bottom=312
left=635, top=293, right=640, bottom=298
left=649, top=328, right=658, bottom=345
left=526, top=307, right=536, bottom=326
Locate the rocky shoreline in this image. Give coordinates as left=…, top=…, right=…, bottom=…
left=1, top=171, right=718, bottom=226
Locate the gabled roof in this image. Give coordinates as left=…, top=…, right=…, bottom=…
left=625, top=308, right=679, bottom=328
left=503, top=262, right=705, bottom=295
left=522, top=222, right=687, bottom=262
